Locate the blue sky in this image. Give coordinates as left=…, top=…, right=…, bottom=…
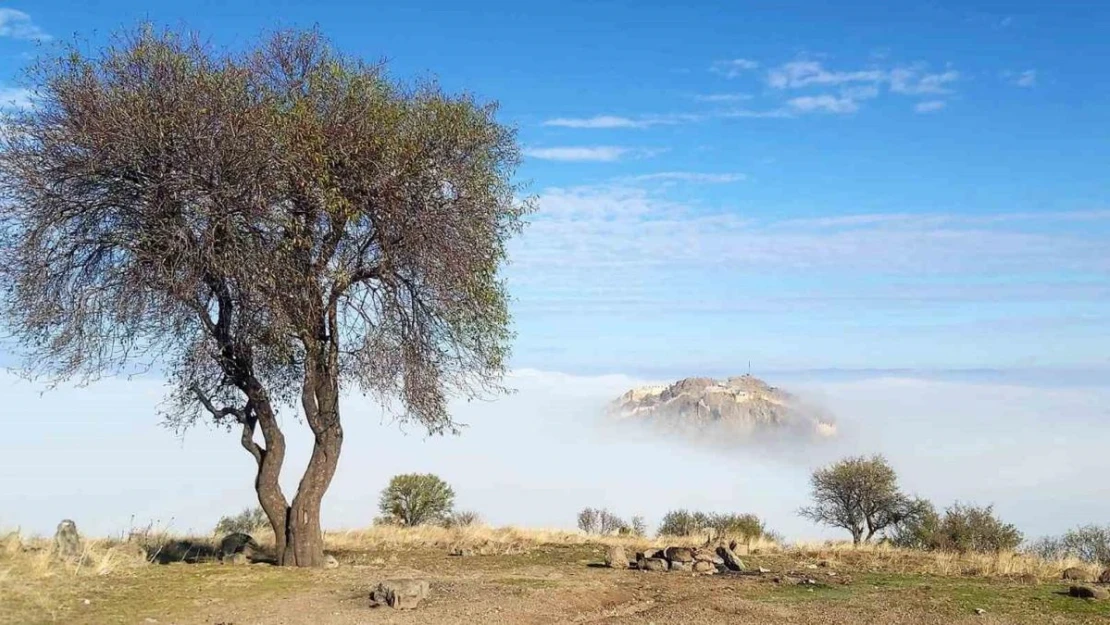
left=3, top=1, right=1110, bottom=375
left=1, top=3, right=1109, bottom=537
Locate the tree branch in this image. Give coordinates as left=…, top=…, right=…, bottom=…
left=190, top=384, right=264, bottom=465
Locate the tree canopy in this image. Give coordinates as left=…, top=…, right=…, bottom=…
left=799, top=455, right=917, bottom=545
left=0, top=25, right=527, bottom=566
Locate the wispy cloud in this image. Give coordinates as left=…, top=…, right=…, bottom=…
left=522, top=146, right=662, bottom=162
left=914, top=100, right=947, bottom=113
left=542, top=113, right=699, bottom=129
left=694, top=93, right=752, bottom=103
left=626, top=172, right=747, bottom=184
left=889, top=67, right=959, bottom=95
left=712, top=58, right=760, bottom=78
left=0, top=87, right=33, bottom=110
left=768, top=61, right=885, bottom=89
left=0, top=9, right=50, bottom=41
left=788, top=94, right=859, bottom=114
left=1008, top=69, right=1037, bottom=88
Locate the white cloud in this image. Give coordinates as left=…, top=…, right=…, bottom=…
left=542, top=113, right=700, bottom=129
left=889, top=67, right=959, bottom=95
left=523, top=146, right=650, bottom=162
left=0, top=8, right=50, bottom=41
left=694, top=93, right=752, bottom=103
left=720, top=108, right=794, bottom=119
left=543, top=115, right=644, bottom=129
left=0, top=87, right=33, bottom=110
left=914, top=100, right=947, bottom=113
left=1013, top=69, right=1037, bottom=88
left=627, top=172, right=747, bottom=184
left=768, top=60, right=885, bottom=89
left=712, top=58, right=760, bottom=78
left=788, top=94, right=859, bottom=114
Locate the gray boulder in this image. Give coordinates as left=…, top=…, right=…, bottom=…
left=324, top=554, right=339, bottom=569
left=692, top=560, right=716, bottom=574
left=693, top=550, right=724, bottom=564
left=716, top=544, right=746, bottom=571
left=371, top=579, right=430, bottom=609
left=669, top=560, right=694, bottom=572
left=218, top=533, right=260, bottom=562
left=640, top=557, right=668, bottom=572
left=664, top=546, right=694, bottom=563
left=54, top=519, right=81, bottom=560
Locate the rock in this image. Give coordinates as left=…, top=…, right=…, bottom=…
left=54, top=520, right=81, bottom=560
left=805, top=563, right=818, bottom=570
left=692, top=560, right=716, bottom=574
left=693, top=550, right=724, bottom=564
left=1069, top=585, right=1109, bottom=600
left=664, top=547, right=695, bottom=563
left=716, top=544, right=746, bottom=572
left=449, top=547, right=474, bottom=557
left=218, top=533, right=260, bottom=561
left=1099, top=569, right=1110, bottom=584
left=669, top=560, right=693, bottom=572
left=605, top=545, right=628, bottom=569
left=974, top=608, right=986, bottom=615
left=371, top=579, right=430, bottom=610
left=228, top=552, right=250, bottom=566
left=640, top=557, right=668, bottom=572
left=758, top=566, right=771, bottom=574
left=1062, top=567, right=1089, bottom=582
left=324, top=554, right=339, bottom=569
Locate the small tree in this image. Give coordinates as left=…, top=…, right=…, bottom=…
left=630, top=516, right=648, bottom=537
left=379, top=474, right=455, bottom=526
left=798, top=455, right=914, bottom=545
left=887, top=498, right=941, bottom=550
left=577, top=508, right=599, bottom=534
left=707, top=513, right=766, bottom=543
left=577, top=508, right=627, bottom=535
left=214, top=507, right=269, bottom=535
left=657, top=509, right=710, bottom=537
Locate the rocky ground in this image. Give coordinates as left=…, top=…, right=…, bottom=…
left=5, top=542, right=1109, bottom=625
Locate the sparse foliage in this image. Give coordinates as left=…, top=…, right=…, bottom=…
left=630, top=516, right=648, bottom=537
left=379, top=474, right=456, bottom=527
left=214, top=507, right=269, bottom=535
left=0, top=25, right=526, bottom=566
left=443, top=510, right=482, bottom=529
left=576, top=508, right=627, bottom=535
left=656, top=509, right=769, bottom=542
left=799, top=455, right=917, bottom=545
left=887, top=499, right=941, bottom=550
left=657, top=509, right=709, bottom=537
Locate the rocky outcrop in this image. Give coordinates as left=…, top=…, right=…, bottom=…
left=608, top=375, right=836, bottom=440
left=371, top=579, right=430, bottom=609
left=54, top=520, right=81, bottom=560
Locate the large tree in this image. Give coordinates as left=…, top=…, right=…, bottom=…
left=798, top=455, right=917, bottom=545
left=0, top=26, right=526, bottom=566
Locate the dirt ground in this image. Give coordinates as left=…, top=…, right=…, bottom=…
left=5, top=544, right=1109, bottom=625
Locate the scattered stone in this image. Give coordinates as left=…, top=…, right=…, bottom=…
left=144, top=618, right=159, bottom=623
left=664, top=547, right=695, bottom=563
left=81, top=599, right=91, bottom=606
left=692, top=560, right=716, bottom=574
left=218, top=533, right=260, bottom=562
left=827, top=571, right=838, bottom=577
left=449, top=548, right=474, bottom=557
left=1069, top=585, right=1109, bottom=601
left=716, top=544, right=746, bottom=572
left=370, top=579, right=430, bottom=610
left=605, top=545, right=628, bottom=569
left=1099, top=569, right=1110, bottom=584
left=805, top=563, right=818, bottom=570
left=758, top=566, right=771, bottom=574
left=1062, top=567, right=1089, bottom=582
left=324, top=554, right=339, bottom=569
left=693, top=550, right=724, bottom=565
left=54, top=520, right=81, bottom=560
left=640, top=557, right=668, bottom=572
left=669, top=560, right=694, bottom=573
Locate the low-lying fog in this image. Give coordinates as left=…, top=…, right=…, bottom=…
left=2, top=368, right=1108, bottom=540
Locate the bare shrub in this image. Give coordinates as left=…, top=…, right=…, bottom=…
left=443, top=511, right=482, bottom=528
left=577, top=508, right=628, bottom=535
left=1025, top=525, right=1110, bottom=566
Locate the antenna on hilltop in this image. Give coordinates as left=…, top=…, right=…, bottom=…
left=748, top=360, right=751, bottom=376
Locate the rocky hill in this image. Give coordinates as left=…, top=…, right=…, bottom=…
left=608, top=375, right=836, bottom=440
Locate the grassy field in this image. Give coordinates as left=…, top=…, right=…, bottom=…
left=2, top=526, right=1108, bottom=624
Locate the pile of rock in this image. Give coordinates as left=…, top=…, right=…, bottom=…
left=1063, top=566, right=1110, bottom=602
left=607, top=543, right=747, bottom=574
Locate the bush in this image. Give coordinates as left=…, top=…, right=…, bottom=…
left=707, top=513, right=766, bottom=542
left=577, top=507, right=627, bottom=535
left=893, top=502, right=1022, bottom=554
left=442, top=510, right=482, bottom=528
left=887, top=499, right=941, bottom=550
left=214, top=507, right=268, bottom=535
left=378, top=474, right=455, bottom=526
left=657, top=509, right=709, bottom=537
left=1025, top=525, right=1110, bottom=566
